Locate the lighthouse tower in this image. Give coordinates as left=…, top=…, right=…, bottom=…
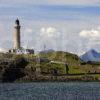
left=13, top=19, right=21, bottom=49
left=9, top=19, right=34, bottom=54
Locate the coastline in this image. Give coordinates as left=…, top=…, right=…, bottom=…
left=8, top=74, right=100, bottom=83
left=1, top=74, right=100, bottom=83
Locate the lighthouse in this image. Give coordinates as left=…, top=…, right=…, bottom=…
left=13, top=19, right=21, bottom=49
left=9, top=19, right=34, bottom=54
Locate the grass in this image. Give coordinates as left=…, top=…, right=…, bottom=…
left=94, top=74, right=100, bottom=78
left=69, top=66, right=86, bottom=74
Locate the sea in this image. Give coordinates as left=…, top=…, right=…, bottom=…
left=0, top=82, right=100, bottom=100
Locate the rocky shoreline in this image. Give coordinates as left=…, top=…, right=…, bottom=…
left=14, top=74, right=99, bottom=82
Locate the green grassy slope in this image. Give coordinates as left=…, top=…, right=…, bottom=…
left=39, top=51, right=86, bottom=74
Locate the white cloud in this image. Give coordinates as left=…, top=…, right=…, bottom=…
left=39, top=27, right=65, bottom=51
left=40, top=27, right=60, bottom=38
left=25, top=28, right=33, bottom=33
left=79, top=28, right=100, bottom=39
left=79, top=27, right=100, bottom=51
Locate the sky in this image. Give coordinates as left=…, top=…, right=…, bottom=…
left=0, top=0, right=100, bottom=55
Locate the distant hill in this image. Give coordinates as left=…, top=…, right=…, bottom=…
left=39, top=49, right=55, bottom=54
left=80, top=49, right=100, bottom=62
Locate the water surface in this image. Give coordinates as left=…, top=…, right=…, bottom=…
left=0, top=82, right=100, bottom=100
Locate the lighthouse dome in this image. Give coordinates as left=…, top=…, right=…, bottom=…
left=15, top=19, right=20, bottom=25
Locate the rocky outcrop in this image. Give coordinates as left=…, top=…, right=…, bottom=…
left=0, top=57, right=28, bottom=82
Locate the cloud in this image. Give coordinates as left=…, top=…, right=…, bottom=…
left=24, top=28, right=33, bottom=33
left=38, top=27, right=66, bottom=51
left=40, top=27, right=60, bottom=38
left=79, top=28, right=100, bottom=39
left=79, top=27, right=100, bottom=52
left=0, top=0, right=100, bottom=6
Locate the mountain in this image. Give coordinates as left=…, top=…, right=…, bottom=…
left=80, top=49, right=100, bottom=62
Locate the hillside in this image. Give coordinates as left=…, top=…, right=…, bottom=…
left=39, top=51, right=81, bottom=66
left=0, top=52, right=100, bottom=82
left=39, top=50, right=100, bottom=74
